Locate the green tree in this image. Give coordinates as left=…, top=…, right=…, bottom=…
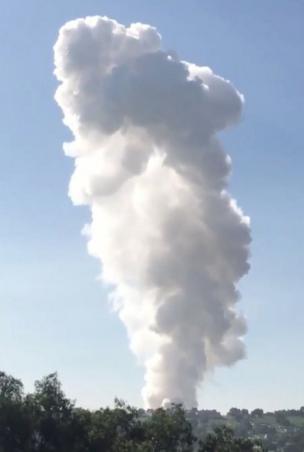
left=145, top=404, right=196, bottom=451
left=199, top=425, right=264, bottom=452
left=275, top=411, right=291, bottom=427
left=88, top=399, right=147, bottom=451
left=0, top=372, right=32, bottom=451
left=26, top=373, right=83, bottom=452
left=251, top=409, right=264, bottom=418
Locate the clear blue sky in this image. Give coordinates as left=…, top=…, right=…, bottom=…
left=1, top=0, right=303, bottom=413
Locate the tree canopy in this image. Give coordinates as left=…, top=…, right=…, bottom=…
left=0, top=371, right=265, bottom=451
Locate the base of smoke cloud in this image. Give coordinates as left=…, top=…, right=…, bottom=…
left=54, top=15, right=251, bottom=409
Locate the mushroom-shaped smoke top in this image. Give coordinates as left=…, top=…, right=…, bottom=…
left=54, top=16, right=251, bottom=409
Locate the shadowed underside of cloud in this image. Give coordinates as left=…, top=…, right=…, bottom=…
left=54, top=15, right=251, bottom=409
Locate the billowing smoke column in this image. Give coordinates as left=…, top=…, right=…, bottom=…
left=54, top=16, right=251, bottom=409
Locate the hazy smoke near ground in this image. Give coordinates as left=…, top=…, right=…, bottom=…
left=54, top=16, right=251, bottom=408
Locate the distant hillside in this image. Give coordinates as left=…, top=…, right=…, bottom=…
left=187, top=406, right=304, bottom=451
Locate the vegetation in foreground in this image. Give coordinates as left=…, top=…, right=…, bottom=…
left=0, top=371, right=302, bottom=451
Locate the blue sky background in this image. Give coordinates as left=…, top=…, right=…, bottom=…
left=0, top=0, right=303, bottom=412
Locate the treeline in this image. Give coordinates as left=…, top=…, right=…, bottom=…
left=203, top=407, right=304, bottom=451
left=0, top=371, right=264, bottom=451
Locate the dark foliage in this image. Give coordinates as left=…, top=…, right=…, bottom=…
left=0, top=371, right=277, bottom=451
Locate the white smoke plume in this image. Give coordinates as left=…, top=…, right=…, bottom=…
left=54, top=16, right=251, bottom=409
